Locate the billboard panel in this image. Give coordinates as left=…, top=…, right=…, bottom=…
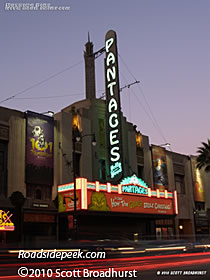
left=25, top=111, right=54, bottom=185
left=152, top=146, right=168, bottom=190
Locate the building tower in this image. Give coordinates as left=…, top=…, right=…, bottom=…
left=84, top=33, right=96, bottom=99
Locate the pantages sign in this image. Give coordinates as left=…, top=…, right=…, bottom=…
left=105, top=30, right=123, bottom=181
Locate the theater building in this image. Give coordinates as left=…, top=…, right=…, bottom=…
left=0, top=107, right=57, bottom=244
left=54, top=30, right=195, bottom=240
left=1, top=30, right=210, bottom=243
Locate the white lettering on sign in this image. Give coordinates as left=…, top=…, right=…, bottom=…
left=110, top=146, right=120, bottom=162
left=144, top=203, right=154, bottom=209
left=110, top=129, right=119, bottom=145
left=108, top=82, right=116, bottom=96
left=155, top=203, right=172, bottom=210
left=109, top=113, right=119, bottom=128
left=105, top=31, right=122, bottom=179
left=106, top=52, right=115, bottom=65
left=111, top=197, right=128, bottom=208
left=108, top=98, right=118, bottom=112
left=105, top=38, right=114, bottom=52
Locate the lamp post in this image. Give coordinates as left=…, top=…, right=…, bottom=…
left=72, top=128, right=96, bottom=240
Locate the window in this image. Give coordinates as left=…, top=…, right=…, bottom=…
left=137, top=165, right=144, bottom=179
left=175, top=174, right=185, bottom=194
left=99, top=159, right=106, bottom=181
left=195, top=202, right=205, bottom=211
left=35, top=189, right=42, bottom=200
left=27, top=184, right=51, bottom=200
left=0, top=151, right=5, bottom=172
left=0, top=141, right=8, bottom=196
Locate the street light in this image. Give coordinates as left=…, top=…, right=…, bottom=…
left=159, top=143, right=171, bottom=148
left=72, top=127, right=96, bottom=240
left=40, top=111, right=54, bottom=117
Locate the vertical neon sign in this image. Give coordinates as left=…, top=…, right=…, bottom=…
left=105, top=30, right=123, bottom=181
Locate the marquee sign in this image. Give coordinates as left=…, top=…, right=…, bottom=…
left=87, top=191, right=173, bottom=215
left=120, top=174, right=148, bottom=195
left=58, top=177, right=178, bottom=215
left=105, top=30, right=123, bottom=181
left=0, top=210, right=15, bottom=231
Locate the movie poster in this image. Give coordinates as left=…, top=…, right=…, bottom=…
left=152, top=146, right=169, bottom=190
left=25, top=111, right=54, bottom=185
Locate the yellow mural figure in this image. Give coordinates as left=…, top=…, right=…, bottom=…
left=88, top=192, right=110, bottom=211
left=194, top=168, right=205, bottom=202
left=58, top=193, right=66, bottom=213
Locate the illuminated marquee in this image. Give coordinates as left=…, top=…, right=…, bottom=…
left=121, top=174, right=148, bottom=195
left=58, top=177, right=178, bottom=215
left=105, top=30, right=123, bottom=181
left=122, top=185, right=148, bottom=195
left=0, top=210, right=15, bottom=231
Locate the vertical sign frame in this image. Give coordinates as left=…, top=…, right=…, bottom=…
left=105, top=30, right=123, bottom=182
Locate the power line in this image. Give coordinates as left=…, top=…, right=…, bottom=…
left=99, top=81, right=139, bottom=100
left=14, top=89, right=105, bottom=100
left=0, top=60, right=83, bottom=105
left=15, top=93, right=84, bottom=100
left=119, top=53, right=172, bottom=151
left=120, top=71, right=164, bottom=137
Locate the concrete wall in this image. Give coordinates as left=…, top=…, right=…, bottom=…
left=54, top=111, right=73, bottom=185
left=7, top=116, right=26, bottom=197
left=143, top=136, right=153, bottom=188
left=127, top=122, right=138, bottom=176
left=165, top=152, right=175, bottom=192
left=80, top=116, right=92, bottom=180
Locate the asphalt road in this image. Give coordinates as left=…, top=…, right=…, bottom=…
left=1, top=251, right=210, bottom=280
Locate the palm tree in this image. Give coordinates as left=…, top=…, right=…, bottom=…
left=196, top=139, right=210, bottom=172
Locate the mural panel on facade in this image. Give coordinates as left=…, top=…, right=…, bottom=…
left=191, top=158, right=205, bottom=202
left=152, top=146, right=168, bottom=190
left=25, top=111, right=54, bottom=185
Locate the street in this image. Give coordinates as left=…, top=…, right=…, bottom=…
left=1, top=250, right=210, bottom=280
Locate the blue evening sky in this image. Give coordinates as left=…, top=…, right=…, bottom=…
left=0, top=0, right=209, bottom=155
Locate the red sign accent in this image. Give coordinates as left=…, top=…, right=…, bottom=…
left=87, top=191, right=174, bottom=215
left=59, top=190, right=81, bottom=212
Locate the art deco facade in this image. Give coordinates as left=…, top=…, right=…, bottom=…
left=0, top=32, right=209, bottom=244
